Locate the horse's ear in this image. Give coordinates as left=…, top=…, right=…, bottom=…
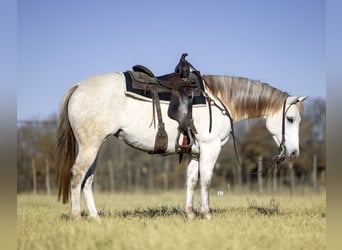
left=287, top=96, right=308, bottom=105
left=298, top=96, right=308, bottom=103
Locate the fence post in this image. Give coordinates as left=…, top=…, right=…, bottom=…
left=135, top=166, right=141, bottom=191
left=312, top=154, right=318, bottom=191
left=108, top=159, right=114, bottom=192
left=246, top=171, right=251, bottom=191
left=320, top=168, right=326, bottom=191
left=32, top=158, right=37, bottom=194
left=279, top=168, right=284, bottom=192
left=127, top=159, right=132, bottom=191
left=267, top=168, right=272, bottom=193
left=258, top=156, right=263, bottom=194
left=45, top=158, right=51, bottom=195
left=236, top=162, right=242, bottom=192
left=289, top=162, right=295, bottom=195
left=118, top=144, right=126, bottom=191
left=272, top=168, right=278, bottom=193
left=163, top=158, right=170, bottom=191
left=148, top=158, right=154, bottom=190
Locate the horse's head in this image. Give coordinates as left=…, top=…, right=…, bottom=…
left=266, top=96, right=307, bottom=159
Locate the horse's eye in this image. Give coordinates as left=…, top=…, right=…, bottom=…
left=287, top=117, right=294, bottom=123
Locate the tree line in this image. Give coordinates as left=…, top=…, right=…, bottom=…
left=17, top=98, right=325, bottom=194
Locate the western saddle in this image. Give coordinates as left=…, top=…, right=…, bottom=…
left=125, top=53, right=204, bottom=154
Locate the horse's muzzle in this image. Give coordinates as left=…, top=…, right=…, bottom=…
left=289, top=150, right=299, bottom=159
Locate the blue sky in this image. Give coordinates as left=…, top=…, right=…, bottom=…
left=17, top=0, right=325, bottom=121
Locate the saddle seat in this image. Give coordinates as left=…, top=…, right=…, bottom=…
left=129, top=65, right=202, bottom=96
left=157, top=73, right=198, bottom=90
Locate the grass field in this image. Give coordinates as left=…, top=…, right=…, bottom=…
left=17, top=191, right=326, bottom=250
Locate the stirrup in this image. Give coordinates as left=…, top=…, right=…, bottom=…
left=175, top=128, right=194, bottom=153
left=186, top=127, right=195, bottom=147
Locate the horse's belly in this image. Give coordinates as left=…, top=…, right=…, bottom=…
left=115, top=124, right=201, bottom=156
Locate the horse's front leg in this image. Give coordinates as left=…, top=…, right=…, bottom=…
left=199, top=140, right=221, bottom=220
left=185, top=158, right=199, bottom=219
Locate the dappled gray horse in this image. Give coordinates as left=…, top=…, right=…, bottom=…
left=56, top=72, right=306, bottom=220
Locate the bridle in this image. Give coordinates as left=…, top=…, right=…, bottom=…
left=277, top=97, right=301, bottom=157
left=268, top=97, right=301, bottom=175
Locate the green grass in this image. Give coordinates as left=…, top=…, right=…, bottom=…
left=17, top=191, right=326, bottom=250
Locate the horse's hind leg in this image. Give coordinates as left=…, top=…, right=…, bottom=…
left=185, top=158, right=199, bottom=219
left=80, top=157, right=99, bottom=218
left=82, top=174, right=99, bottom=218
left=70, top=146, right=99, bottom=217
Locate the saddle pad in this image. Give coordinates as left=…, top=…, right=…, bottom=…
left=124, top=71, right=207, bottom=106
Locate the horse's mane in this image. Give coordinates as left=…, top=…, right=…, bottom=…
left=203, top=75, right=292, bottom=121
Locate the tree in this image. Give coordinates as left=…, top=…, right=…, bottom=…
left=240, top=119, right=277, bottom=174
left=17, top=120, right=57, bottom=193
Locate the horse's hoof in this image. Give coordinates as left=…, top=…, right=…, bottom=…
left=88, top=216, right=101, bottom=223
left=202, top=212, right=213, bottom=220
left=186, top=212, right=196, bottom=220
left=89, top=210, right=100, bottom=217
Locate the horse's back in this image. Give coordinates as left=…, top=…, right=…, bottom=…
left=75, top=72, right=124, bottom=94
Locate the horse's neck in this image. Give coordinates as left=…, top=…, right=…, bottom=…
left=204, top=75, right=286, bottom=122
left=227, top=94, right=281, bottom=122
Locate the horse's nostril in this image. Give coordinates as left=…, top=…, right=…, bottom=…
left=291, top=150, right=298, bottom=158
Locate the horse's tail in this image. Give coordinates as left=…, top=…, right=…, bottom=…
left=56, top=85, right=78, bottom=204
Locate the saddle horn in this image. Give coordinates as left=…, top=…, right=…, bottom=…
left=175, top=53, right=190, bottom=78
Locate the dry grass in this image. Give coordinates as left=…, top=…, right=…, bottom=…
left=17, top=191, right=326, bottom=250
